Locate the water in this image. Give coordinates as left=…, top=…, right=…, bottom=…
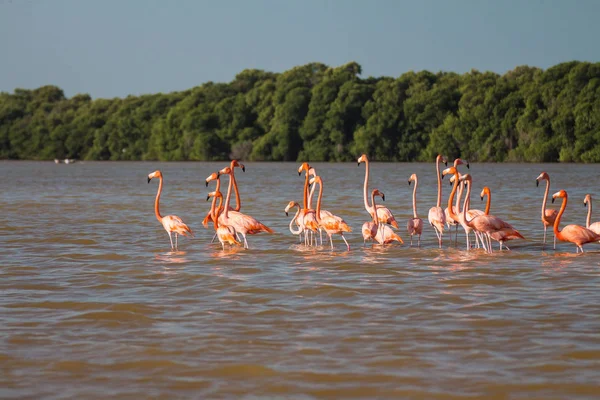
left=1, top=161, right=600, bottom=399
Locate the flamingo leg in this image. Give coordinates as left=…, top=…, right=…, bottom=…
left=466, top=231, right=470, bottom=251
left=454, top=225, right=458, bottom=247
left=242, top=234, right=249, bottom=249
left=211, top=232, right=218, bottom=243
left=168, top=231, right=174, bottom=249
left=341, top=234, right=350, bottom=251
left=418, top=234, right=421, bottom=248
left=410, top=235, right=413, bottom=247
left=319, top=229, right=323, bottom=246
left=553, top=234, right=556, bottom=250
left=542, top=226, right=547, bottom=248
left=175, top=233, right=179, bottom=249
left=329, top=235, right=334, bottom=250
left=487, top=235, right=493, bottom=253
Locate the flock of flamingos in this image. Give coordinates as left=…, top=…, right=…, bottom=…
left=146, top=154, right=600, bottom=254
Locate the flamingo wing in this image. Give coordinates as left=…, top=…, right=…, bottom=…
left=163, top=215, right=194, bottom=237
left=375, top=205, right=398, bottom=228
left=428, top=207, right=446, bottom=232
left=561, top=224, right=600, bottom=245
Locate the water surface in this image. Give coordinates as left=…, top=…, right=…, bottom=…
left=1, top=161, right=600, bottom=399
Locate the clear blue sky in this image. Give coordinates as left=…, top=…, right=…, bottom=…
left=1, top=0, right=598, bottom=99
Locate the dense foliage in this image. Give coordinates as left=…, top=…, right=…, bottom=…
left=1, top=61, right=599, bottom=162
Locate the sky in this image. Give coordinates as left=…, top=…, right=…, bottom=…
left=1, top=0, right=599, bottom=99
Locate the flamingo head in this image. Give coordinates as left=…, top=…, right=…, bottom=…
left=481, top=186, right=491, bottom=201
left=372, top=189, right=385, bottom=201
left=231, top=159, right=245, bottom=172
left=441, top=166, right=457, bottom=180
left=584, top=194, right=592, bottom=207
left=205, top=172, right=219, bottom=187
left=357, top=154, right=368, bottom=166
left=284, top=201, right=299, bottom=216
left=219, top=166, right=232, bottom=176
left=449, top=172, right=463, bottom=186
left=408, top=173, right=417, bottom=185
left=551, top=189, right=567, bottom=203
left=147, top=170, right=162, bottom=183
left=458, top=173, right=472, bottom=186
left=437, top=154, right=448, bottom=166
left=454, top=158, right=469, bottom=169
left=206, top=190, right=222, bottom=202
left=298, top=162, right=310, bottom=176
left=535, top=172, right=549, bottom=187
left=309, top=176, right=322, bottom=186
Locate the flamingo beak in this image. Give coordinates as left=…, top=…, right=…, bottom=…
left=357, top=162, right=360, bottom=166
left=551, top=197, right=555, bottom=204
left=147, top=177, right=151, bottom=183
left=481, top=196, right=484, bottom=201
left=205, top=181, right=209, bottom=187
left=536, top=180, right=539, bottom=187
left=381, top=194, right=385, bottom=201
left=466, top=162, right=470, bottom=169
left=298, top=171, right=302, bottom=176
left=206, top=195, right=210, bottom=201
left=441, top=173, right=445, bottom=180
left=444, top=161, right=448, bottom=167
left=285, top=211, right=288, bottom=217
left=408, top=180, right=411, bottom=185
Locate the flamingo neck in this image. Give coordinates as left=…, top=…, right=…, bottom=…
left=447, top=171, right=460, bottom=222
left=456, top=181, right=464, bottom=213
left=371, top=191, right=379, bottom=228
left=211, top=194, right=222, bottom=229
left=541, top=178, right=551, bottom=223
left=231, top=166, right=241, bottom=212
left=302, top=171, right=309, bottom=211
left=553, top=194, right=568, bottom=239
left=462, top=180, right=472, bottom=223
left=484, top=191, right=491, bottom=215
left=223, top=173, right=233, bottom=219
left=154, top=176, right=163, bottom=222
left=586, top=198, right=592, bottom=228
left=289, top=205, right=302, bottom=235
left=362, top=159, right=371, bottom=213
left=308, top=180, right=316, bottom=209
left=315, top=180, right=323, bottom=224
left=436, top=157, right=442, bottom=207
left=412, top=178, right=418, bottom=218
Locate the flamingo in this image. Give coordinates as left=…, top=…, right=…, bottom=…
left=444, top=159, right=469, bottom=246
left=584, top=194, right=600, bottom=235
left=407, top=174, right=423, bottom=247
left=368, top=189, right=403, bottom=245
left=536, top=172, right=558, bottom=249
left=428, top=154, right=447, bottom=247
left=298, top=162, right=319, bottom=246
left=308, top=167, right=334, bottom=245
left=217, top=166, right=273, bottom=248
left=309, top=175, right=352, bottom=251
left=206, top=190, right=241, bottom=249
left=551, top=190, right=600, bottom=253
left=357, top=154, right=399, bottom=232
left=458, top=173, right=525, bottom=252
left=455, top=175, right=484, bottom=251
left=284, top=201, right=304, bottom=242
left=203, top=160, right=245, bottom=229
left=147, top=170, right=193, bottom=250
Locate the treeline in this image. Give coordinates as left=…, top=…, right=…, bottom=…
left=1, top=61, right=599, bottom=162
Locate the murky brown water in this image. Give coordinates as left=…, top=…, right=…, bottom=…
left=2, top=161, right=600, bottom=399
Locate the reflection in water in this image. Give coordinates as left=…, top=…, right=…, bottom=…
left=2, top=161, right=600, bottom=399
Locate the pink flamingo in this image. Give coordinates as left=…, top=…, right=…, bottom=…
left=407, top=174, right=423, bottom=247
left=308, top=167, right=334, bottom=245
left=444, top=159, right=469, bottom=246
left=552, top=190, right=600, bottom=253
left=310, top=175, right=352, bottom=250
left=358, top=154, right=399, bottom=232
left=298, top=162, right=319, bottom=245
left=584, top=194, right=600, bottom=235
left=428, top=154, right=447, bottom=247
left=147, top=170, right=193, bottom=250
left=367, top=189, right=403, bottom=245
left=207, top=190, right=241, bottom=249
left=203, top=160, right=245, bottom=229
left=458, top=173, right=525, bottom=252
left=217, top=166, right=273, bottom=248
left=536, top=172, right=558, bottom=249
